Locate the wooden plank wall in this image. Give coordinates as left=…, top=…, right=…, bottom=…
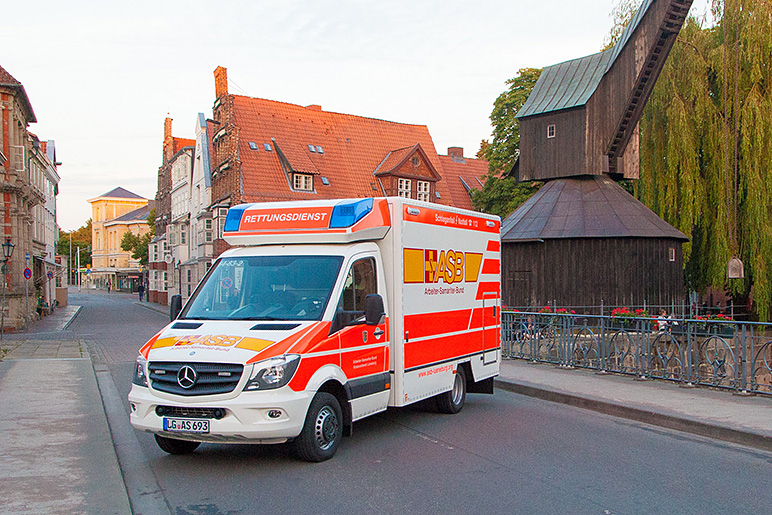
left=502, top=237, right=685, bottom=310
left=518, top=108, right=587, bottom=181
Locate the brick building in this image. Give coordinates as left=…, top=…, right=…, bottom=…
left=0, top=65, right=60, bottom=329
left=207, top=66, right=488, bottom=256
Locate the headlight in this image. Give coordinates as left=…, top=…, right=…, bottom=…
left=132, top=356, right=148, bottom=387
left=244, top=355, right=300, bottom=391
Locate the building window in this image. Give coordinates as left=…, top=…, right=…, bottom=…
left=180, top=226, right=187, bottom=245
left=293, top=173, right=313, bottom=191
left=398, top=178, right=411, bottom=198
left=669, top=248, right=676, bottom=262
left=547, top=124, right=556, bottom=139
left=216, top=208, right=228, bottom=238
left=416, top=181, right=430, bottom=202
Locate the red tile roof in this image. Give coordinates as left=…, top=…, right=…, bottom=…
left=438, top=153, right=489, bottom=211
left=173, top=137, right=195, bottom=154
left=0, top=65, right=21, bottom=85
left=231, top=96, right=453, bottom=203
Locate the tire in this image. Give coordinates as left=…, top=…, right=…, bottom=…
left=435, top=366, right=467, bottom=414
left=154, top=434, right=201, bottom=455
left=294, top=392, right=343, bottom=462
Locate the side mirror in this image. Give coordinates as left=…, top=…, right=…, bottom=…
left=364, top=294, right=385, bottom=326
left=170, top=294, right=183, bottom=321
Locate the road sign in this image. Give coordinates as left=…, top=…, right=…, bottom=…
left=23, top=268, right=32, bottom=280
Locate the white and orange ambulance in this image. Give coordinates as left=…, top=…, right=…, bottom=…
left=129, top=197, right=501, bottom=461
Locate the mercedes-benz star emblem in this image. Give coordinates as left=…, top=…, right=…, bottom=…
left=177, top=365, right=198, bottom=389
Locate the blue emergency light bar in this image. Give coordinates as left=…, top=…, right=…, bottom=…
left=329, top=198, right=373, bottom=228
left=222, top=198, right=375, bottom=232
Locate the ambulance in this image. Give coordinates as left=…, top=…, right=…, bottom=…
left=129, top=197, right=501, bottom=461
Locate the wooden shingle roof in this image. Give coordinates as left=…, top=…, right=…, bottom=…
left=501, top=175, right=687, bottom=241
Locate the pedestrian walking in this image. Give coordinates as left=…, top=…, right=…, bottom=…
left=138, top=283, right=145, bottom=302
left=106, top=280, right=111, bottom=293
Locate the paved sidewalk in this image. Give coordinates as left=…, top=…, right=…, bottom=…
left=0, top=306, right=132, bottom=514
left=497, top=358, right=772, bottom=452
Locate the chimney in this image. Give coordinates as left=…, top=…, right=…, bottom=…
left=447, top=147, right=464, bottom=158
left=163, top=117, right=173, bottom=163
left=214, top=66, right=228, bottom=98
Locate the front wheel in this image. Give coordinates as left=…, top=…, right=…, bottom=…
left=154, top=434, right=201, bottom=455
left=294, top=392, right=343, bottom=462
left=435, top=366, right=467, bottom=414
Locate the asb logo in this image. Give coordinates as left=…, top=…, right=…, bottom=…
left=403, top=248, right=483, bottom=285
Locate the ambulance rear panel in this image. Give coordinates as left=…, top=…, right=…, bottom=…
left=378, top=198, right=501, bottom=407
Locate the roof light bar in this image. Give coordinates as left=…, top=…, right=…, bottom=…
left=329, top=198, right=373, bottom=228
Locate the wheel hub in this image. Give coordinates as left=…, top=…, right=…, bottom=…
left=314, top=406, right=339, bottom=450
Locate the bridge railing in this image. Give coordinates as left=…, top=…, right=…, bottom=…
left=501, top=311, right=772, bottom=396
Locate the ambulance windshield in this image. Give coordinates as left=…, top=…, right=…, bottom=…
left=180, top=255, right=344, bottom=321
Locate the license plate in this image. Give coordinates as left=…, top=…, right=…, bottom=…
left=163, top=417, right=210, bottom=434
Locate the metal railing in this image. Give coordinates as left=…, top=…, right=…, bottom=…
left=502, top=311, right=772, bottom=396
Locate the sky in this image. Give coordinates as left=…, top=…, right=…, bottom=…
left=1, top=0, right=713, bottom=231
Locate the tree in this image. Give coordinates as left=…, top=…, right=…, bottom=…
left=121, top=231, right=152, bottom=266
left=58, top=220, right=92, bottom=283
left=629, top=0, right=772, bottom=319
left=473, top=68, right=543, bottom=219
left=120, top=208, right=156, bottom=266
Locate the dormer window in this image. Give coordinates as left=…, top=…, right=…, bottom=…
left=293, top=173, right=313, bottom=191
left=547, top=124, right=556, bottom=139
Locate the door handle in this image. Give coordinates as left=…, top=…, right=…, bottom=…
left=374, top=328, right=384, bottom=337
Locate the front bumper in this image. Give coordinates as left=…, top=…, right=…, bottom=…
left=128, top=384, right=312, bottom=444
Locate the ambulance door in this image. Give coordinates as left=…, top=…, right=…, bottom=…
left=333, top=256, right=390, bottom=420
left=482, top=292, right=499, bottom=365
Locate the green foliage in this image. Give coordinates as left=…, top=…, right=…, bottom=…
left=474, top=68, right=543, bottom=218
left=480, top=68, right=542, bottom=175
left=57, top=220, right=92, bottom=267
left=603, top=0, right=641, bottom=50
left=637, top=0, right=772, bottom=320
left=471, top=176, right=541, bottom=220
left=147, top=207, right=156, bottom=237
left=121, top=231, right=152, bottom=266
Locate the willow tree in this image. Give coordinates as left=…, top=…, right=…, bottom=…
left=636, top=0, right=772, bottom=319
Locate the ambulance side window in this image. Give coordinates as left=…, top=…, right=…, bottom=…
left=331, top=258, right=376, bottom=333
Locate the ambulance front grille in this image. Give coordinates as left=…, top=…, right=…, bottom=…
left=149, top=362, right=244, bottom=396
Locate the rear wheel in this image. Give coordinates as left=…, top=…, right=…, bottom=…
left=154, top=434, right=201, bottom=455
left=436, top=366, right=467, bottom=414
left=294, top=392, right=343, bottom=462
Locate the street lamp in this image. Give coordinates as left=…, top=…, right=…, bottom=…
left=1, top=237, right=15, bottom=340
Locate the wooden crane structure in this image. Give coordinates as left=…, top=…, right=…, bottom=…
left=500, top=0, right=695, bottom=309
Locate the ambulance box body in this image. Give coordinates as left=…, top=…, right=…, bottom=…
left=128, top=197, right=501, bottom=461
